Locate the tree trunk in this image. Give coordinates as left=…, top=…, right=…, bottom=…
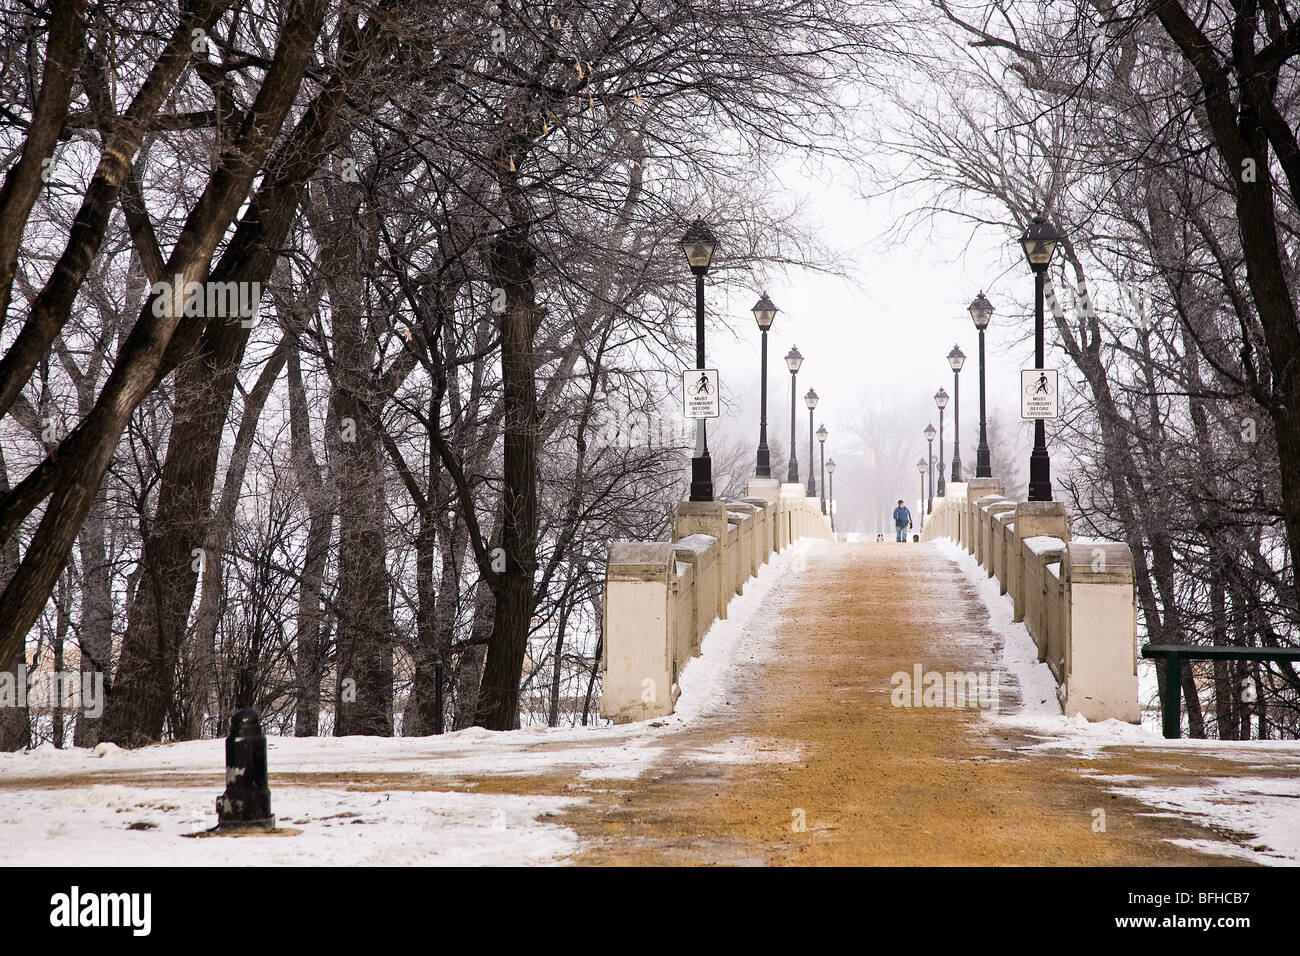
left=0, top=444, right=29, bottom=751
left=474, top=217, right=540, bottom=730
left=288, top=347, right=331, bottom=736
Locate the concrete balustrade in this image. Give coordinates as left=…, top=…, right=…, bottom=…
left=601, top=480, right=833, bottom=723
left=920, top=479, right=1139, bottom=724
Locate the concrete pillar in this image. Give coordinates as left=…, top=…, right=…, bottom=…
left=1062, top=542, right=1139, bottom=722
left=674, top=501, right=730, bottom=621
left=729, top=501, right=761, bottom=576
left=673, top=534, right=718, bottom=655
left=1013, top=502, right=1070, bottom=623
left=984, top=502, right=1016, bottom=576
left=945, top=482, right=968, bottom=544
left=972, top=495, right=1006, bottom=566
left=780, top=483, right=804, bottom=542
left=745, top=478, right=782, bottom=553
left=991, top=509, right=1016, bottom=591
left=726, top=517, right=742, bottom=595
left=965, top=479, right=1002, bottom=555
left=738, top=498, right=769, bottom=566
left=727, top=503, right=756, bottom=587
left=601, top=542, right=677, bottom=723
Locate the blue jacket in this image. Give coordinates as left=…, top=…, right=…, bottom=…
left=893, top=506, right=911, bottom=526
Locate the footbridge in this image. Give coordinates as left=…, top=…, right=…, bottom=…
left=602, top=475, right=1137, bottom=727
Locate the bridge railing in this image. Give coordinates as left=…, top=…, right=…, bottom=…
left=921, top=478, right=1139, bottom=724
left=601, top=480, right=832, bottom=723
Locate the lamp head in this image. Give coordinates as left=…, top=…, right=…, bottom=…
left=680, top=219, right=717, bottom=273
left=816, top=424, right=828, bottom=443
left=947, top=344, right=966, bottom=372
left=924, top=423, right=936, bottom=442
left=804, top=388, right=819, bottom=410
left=785, top=345, right=803, bottom=373
left=1019, top=213, right=1060, bottom=271
left=969, top=291, right=993, bottom=330
left=935, top=387, right=949, bottom=410
left=752, top=293, right=777, bottom=330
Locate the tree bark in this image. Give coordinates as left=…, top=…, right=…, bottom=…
left=474, top=215, right=540, bottom=730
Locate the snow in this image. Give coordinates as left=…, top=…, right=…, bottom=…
left=5, top=535, right=1295, bottom=865
left=0, top=539, right=818, bottom=867
left=937, top=537, right=1300, bottom=865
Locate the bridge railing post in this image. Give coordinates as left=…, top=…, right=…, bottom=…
left=602, top=542, right=677, bottom=723
left=973, top=494, right=1005, bottom=567
left=727, top=502, right=757, bottom=590
left=674, top=534, right=718, bottom=656
left=674, top=501, right=730, bottom=621
left=741, top=497, right=771, bottom=566
left=1013, top=502, right=1069, bottom=623
left=1061, top=542, right=1139, bottom=723
left=990, top=508, right=1015, bottom=592
left=966, top=479, right=1002, bottom=555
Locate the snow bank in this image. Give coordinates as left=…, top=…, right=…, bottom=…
left=935, top=538, right=1300, bottom=864
left=0, top=538, right=817, bottom=865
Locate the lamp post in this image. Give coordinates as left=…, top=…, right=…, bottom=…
left=1020, top=214, right=1061, bottom=501
left=947, top=344, right=966, bottom=484
left=804, top=388, right=819, bottom=497
left=916, top=459, right=926, bottom=535
left=816, top=423, right=828, bottom=514
left=969, top=291, right=994, bottom=478
left=785, top=346, right=803, bottom=483
left=681, top=219, right=717, bottom=501
left=826, top=458, right=836, bottom=532
left=934, top=387, right=949, bottom=497
left=753, top=293, right=777, bottom=477
left=923, top=423, right=936, bottom=514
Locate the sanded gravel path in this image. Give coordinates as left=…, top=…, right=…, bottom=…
left=558, top=541, right=1266, bottom=865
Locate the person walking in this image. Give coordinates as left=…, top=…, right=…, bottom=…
left=893, top=499, right=912, bottom=542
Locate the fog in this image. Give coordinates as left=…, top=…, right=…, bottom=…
left=699, top=154, right=1047, bottom=532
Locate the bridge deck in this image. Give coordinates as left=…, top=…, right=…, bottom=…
left=561, top=541, right=1287, bottom=865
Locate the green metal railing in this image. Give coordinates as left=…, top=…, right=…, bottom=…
left=1140, top=644, right=1300, bottom=739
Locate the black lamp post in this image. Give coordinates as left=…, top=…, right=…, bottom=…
left=1020, top=214, right=1061, bottom=501
left=785, top=346, right=803, bottom=483
left=934, top=387, right=949, bottom=497
left=681, top=219, right=717, bottom=501
left=924, top=423, right=936, bottom=513
left=969, top=291, right=994, bottom=478
left=826, top=458, right=836, bottom=532
left=753, top=293, right=777, bottom=477
left=816, top=423, right=828, bottom=514
left=804, top=388, right=818, bottom=497
left=947, top=344, right=966, bottom=484
left=916, top=459, right=926, bottom=534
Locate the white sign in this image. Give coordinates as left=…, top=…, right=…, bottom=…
left=682, top=368, right=719, bottom=419
left=1021, top=369, right=1059, bottom=420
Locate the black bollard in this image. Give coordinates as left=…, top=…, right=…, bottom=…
left=215, top=708, right=275, bottom=831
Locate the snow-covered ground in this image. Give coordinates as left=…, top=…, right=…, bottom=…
left=0, top=541, right=816, bottom=867
left=5, top=536, right=1296, bottom=866
left=938, top=538, right=1300, bottom=865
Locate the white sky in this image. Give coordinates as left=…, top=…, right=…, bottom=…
left=704, top=149, right=1047, bottom=481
